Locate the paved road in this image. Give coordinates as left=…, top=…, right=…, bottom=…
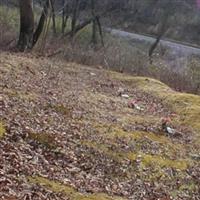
left=109, top=28, right=200, bottom=56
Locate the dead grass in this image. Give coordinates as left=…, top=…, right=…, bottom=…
left=43, top=32, right=200, bottom=96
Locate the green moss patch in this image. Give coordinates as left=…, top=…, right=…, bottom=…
left=163, top=93, right=200, bottom=130
left=0, top=122, right=6, bottom=139
left=27, top=132, right=57, bottom=149
left=110, top=73, right=200, bottom=131
left=28, top=176, right=124, bottom=200
left=128, top=153, right=188, bottom=170
left=3, top=88, right=38, bottom=101
left=82, top=140, right=189, bottom=171
left=171, top=182, right=199, bottom=198
left=95, top=123, right=171, bottom=144
left=50, top=104, right=72, bottom=116
left=92, top=123, right=186, bottom=158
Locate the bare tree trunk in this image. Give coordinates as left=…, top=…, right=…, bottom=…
left=64, top=8, right=111, bottom=38
left=148, top=34, right=163, bottom=64
left=90, top=0, right=104, bottom=47
left=92, top=20, right=97, bottom=45
left=71, top=0, right=80, bottom=39
left=51, top=0, right=56, bottom=35
left=148, top=1, right=172, bottom=63
left=65, top=17, right=94, bottom=37
left=148, top=14, right=169, bottom=63
left=62, top=0, right=69, bottom=34
left=32, top=0, right=50, bottom=47
left=62, top=0, right=66, bottom=34
left=96, top=16, right=104, bottom=47
left=91, top=0, right=97, bottom=45
left=17, top=0, right=34, bottom=51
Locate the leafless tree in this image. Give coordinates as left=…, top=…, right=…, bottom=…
left=17, top=0, right=34, bottom=51
left=62, top=0, right=69, bottom=34
left=91, top=0, right=97, bottom=45
left=71, top=0, right=80, bottom=39
left=51, top=0, right=56, bottom=35
left=148, top=0, right=175, bottom=63
left=32, top=0, right=51, bottom=47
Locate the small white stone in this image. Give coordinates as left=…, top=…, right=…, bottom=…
left=121, top=94, right=130, bottom=98
left=90, top=72, right=96, bottom=76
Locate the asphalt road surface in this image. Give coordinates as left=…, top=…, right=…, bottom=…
left=109, top=28, right=200, bottom=56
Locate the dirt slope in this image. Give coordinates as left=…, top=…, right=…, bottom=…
left=0, top=52, right=200, bottom=200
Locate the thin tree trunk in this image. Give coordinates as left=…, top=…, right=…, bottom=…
left=148, top=8, right=170, bottom=63
left=92, top=20, right=97, bottom=45
left=63, top=15, right=69, bottom=34
left=64, top=8, right=112, bottom=38
left=96, top=16, right=104, bottom=47
left=148, top=34, right=163, bottom=63
left=91, top=0, right=97, bottom=45
left=17, top=0, right=34, bottom=51
left=62, top=0, right=66, bottom=34
left=65, top=17, right=93, bottom=37
left=32, top=0, right=50, bottom=47
left=39, top=9, right=51, bottom=52
left=62, top=0, right=69, bottom=34
left=71, top=0, right=80, bottom=39
left=51, top=0, right=56, bottom=35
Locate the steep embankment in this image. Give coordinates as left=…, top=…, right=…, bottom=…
left=0, top=52, right=200, bottom=200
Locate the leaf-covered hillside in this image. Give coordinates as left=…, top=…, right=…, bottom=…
left=0, top=52, right=200, bottom=200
